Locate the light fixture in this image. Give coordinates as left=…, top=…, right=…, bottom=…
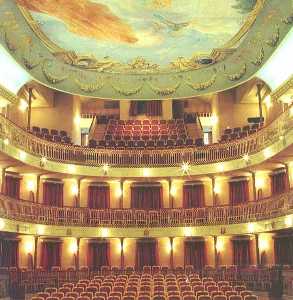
left=69, top=240, right=78, bottom=255
left=263, top=148, right=272, bottom=159
left=259, top=239, right=269, bottom=252
left=36, top=225, right=44, bottom=235
left=166, top=240, right=173, bottom=254
left=211, top=115, right=218, bottom=126
left=213, top=185, right=220, bottom=194
left=18, top=99, right=28, bottom=112
left=243, top=154, right=249, bottom=162
left=24, top=241, right=34, bottom=254
left=247, top=223, right=255, bottom=233
left=183, top=227, right=193, bottom=237
left=27, top=180, right=35, bottom=192
left=41, top=157, right=47, bottom=164
left=181, top=162, right=190, bottom=174
left=68, top=165, right=76, bottom=173
left=170, top=185, right=177, bottom=197
left=215, top=239, right=224, bottom=253
left=255, top=177, right=265, bottom=189
left=116, top=186, right=122, bottom=198
left=143, top=168, right=150, bottom=177
left=285, top=215, right=292, bottom=227
left=217, top=164, right=224, bottom=172
left=19, top=150, right=26, bottom=161
left=71, top=184, right=79, bottom=196
left=0, top=218, right=5, bottom=230
left=3, top=138, right=9, bottom=145
left=101, top=228, right=109, bottom=238
left=103, top=164, right=109, bottom=175
left=74, top=115, right=81, bottom=126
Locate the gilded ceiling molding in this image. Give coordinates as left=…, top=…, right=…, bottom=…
left=0, top=84, right=19, bottom=105
left=0, top=0, right=291, bottom=99
left=271, top=75, right=293, bottom=102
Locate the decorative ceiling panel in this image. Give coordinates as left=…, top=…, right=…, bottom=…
left=0, top=0, right=292, bottom=99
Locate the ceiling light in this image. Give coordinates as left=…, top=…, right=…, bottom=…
left=41, top=157, right=47, bottom=164
left=181, top=162, right=190, bottom=173
left=19, top=150, right=26, bottom=161
left=247, top=223, right=255, bottom=233
left=263, top=148, right=272, bottom=159
left=143, top=168, right=150, bottom=177
left=243, top=154, right=249, bottom=162
left=68, top=164, right=76, bottom=173
left=217, top=164, right=224, bottom=172
left=103, top=164, right=109, bottom=174
left=3, top=138, right=9, bottom=145
left=36, top=225, right=44, bottom=235
left=27, top=180, right=35, bottom=192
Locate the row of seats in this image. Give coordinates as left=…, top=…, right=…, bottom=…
left=32, top=126, right=72, bottom=144
left=32, top=272, right=257, bottom=300
left=220, top=124, right=263, bottom=143
left=88, top=138, right=204, bottom=149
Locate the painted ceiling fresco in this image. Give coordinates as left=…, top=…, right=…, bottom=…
left=16, top=0, right=260, bottom=71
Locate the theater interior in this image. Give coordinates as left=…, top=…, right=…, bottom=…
left=0, top=0, right=292, bottom=300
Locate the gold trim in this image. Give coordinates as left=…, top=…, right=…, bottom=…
left=17, top=1, right=265, bottom=72
left=0, top=84, right=20, bottom=105
left=271, top=75, right=293, bottom=102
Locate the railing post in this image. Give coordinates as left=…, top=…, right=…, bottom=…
left=33, top=235, right=39, bottom=270
left=255, top=233, right=260, bottom=266
left=1, top=167, right=7, bottom=194
left=250, top=172, right=257, bottom=201
left=36, top=174, right=41, bottom=203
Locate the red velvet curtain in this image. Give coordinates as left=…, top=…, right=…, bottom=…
left=43, top=181, right=63, bottom=207
left=229, top=179, right=249, bottom=205
left=183, top=184, right=205, bottom=208
left=40, top=241, right=61, bottom=271
left=135, top=239, right=158, bottom=271
left=88, top=240, right=110, bottom=271
left=0, top=238, right=19, bottom=267
left=88, top=185, right=110, bottom=209
left=274, top=236, right=293, bottom=265
left=146, top=101, right=162, bottom=116
left=131, top=185, right=162, bottom=209
left=271, top=170, right=288, bottom=195
left=184, top=240, right=206, bottom=270
left=232, top=239, right=251, bottom=267
left=5, top=175, right=20, bottom=199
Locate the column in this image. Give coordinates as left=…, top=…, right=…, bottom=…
left=33, top=236, right=39, bottom=270
left=256, top=83, right=264, bottom=119
left=76, top=178, right=82, bottom=207
left=168, top=179, right=173, bottom=208
left=120, top=238, right=124, bottom=269
left=76, top=238, right=80, bottom=270
left=251, top=172, right=257, bottom=201
left=27, top=87, right=33, bottom=131
left=169, top=237, right=174, bottom=269
left=120, top=180, right=124, bottom=209
left=36, top=174, right=41, bottom=203
left=213, top=236, right=218, bottom=267
left=211, top=177, right=217, bottom=206
left=284, top=163, right=291, bottom=190
left=255, top=234, right=260, bottom=266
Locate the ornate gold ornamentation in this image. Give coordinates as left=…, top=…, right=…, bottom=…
left=42, top=59, right=68, bottom=84
left=148, top=81, right=181, bottom=96
left=111, top=82, right=144, bottom=96
left=0, top=84, right=19, bottom=105
left=251, top=47, right=264, bottom=66
left=282, top=12, right=293, bottom=24
left=226, top=64, right=247, bottom=81
left=22, top=46, right=41, bottom=69
left=75, top=77, right=104, bottom=93
left=266, top=26, right=280, bottom=47
left=185, top=73, right=217, bottom=91
left=4, top=31, right=18, bottom=52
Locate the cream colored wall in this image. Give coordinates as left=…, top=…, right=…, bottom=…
left=7, top=102, right=27, bottom=128
left=162, top=99, right=172, bottom=120
left=31, top=92, right=81, bottom=145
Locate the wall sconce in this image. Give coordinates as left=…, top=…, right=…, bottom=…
left=183, top=227, right=193, bottom=237
left=213, top=184, right=220, bottom=205
left=27, top=180, right=35, bottom=202
left=264, top=95, right=272, bottom=109
left=18, top=99, right=28, bottom=112
left=170, top=185, right=177, bottom=197
left=259, top=238, right=269, bottom=265
left=143, top=168, right=150, bottom=177
left=24, top=240, right=34, bottom=270
left=255, top=177, right=264, bottom=200
left=211, top=115, right=218, bottom=126
left=116, top=186, right=122, bottom=198
left=181, top=162, right=190, bottom=174
left=247, top=223, right=255, bottom=233
left=69, top=240, right=78, bottom=269
left=103, top=164, right=109, bottom=175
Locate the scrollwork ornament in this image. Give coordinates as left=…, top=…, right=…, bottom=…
left=75, top=77, right=104, bottom=93
left=42, top=59, right=68, bottom=84
left=111, top=82, right=144, bottom=96
left=251, top=47, right=264, bottom=66
left=185, top=73, right=217, bottom=91
left=4, top=31, right=18, bottom=52
left=226, top=64, right=247, bottom=81
left=282, top=12, right=293, bottom=24
left=148, top=81, right=181, bottom=96
left=22, top=46, right=42, bottom=70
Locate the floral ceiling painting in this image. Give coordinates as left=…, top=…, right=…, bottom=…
left=16, top=0, right=260, bottom=71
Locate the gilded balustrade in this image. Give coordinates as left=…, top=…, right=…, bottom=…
left=0, top=107, right=292, bottom=167
left=0, top=191, right=292, bottom=228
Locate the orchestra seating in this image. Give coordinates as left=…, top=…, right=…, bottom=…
left=32, top=126, right=72, bottom=144
left=220, top=123, right=263, bottom=143
left=89, top=119, right=204, bottom=149
left=30, top=271, right=258, bottom=300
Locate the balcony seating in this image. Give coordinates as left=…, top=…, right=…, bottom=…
left=32, top=126, right=72, bottom=145
left=220, top=123, right=263, bottom=143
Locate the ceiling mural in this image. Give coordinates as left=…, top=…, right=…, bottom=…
left=0, top=0, right=292, bottom=99
left=16, top=0, right=261, bottom=72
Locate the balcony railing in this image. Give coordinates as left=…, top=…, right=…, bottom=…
left=0, top=191, right=292, bottom=228
left=0, top=107, right=292, bottom=167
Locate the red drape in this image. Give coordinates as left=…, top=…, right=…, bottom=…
left=88, top=240, right=110, bottom=271
left=184, top=240, right=206, bottom=270
left=183, top=184, right=205, bottom=208
left=274, top=236, right=293, bottom=265
left=88, top=185, right=110, bottom=209
left=5, top=175, right=20, bottom=199
left=40, top=241, right=61, bottom=271
left=0, top=238, right=19, bottom=267
left=131, top=185, right=162, bottom=209
left=43, top=181, right=63, bottom=207
left=232, top=239, right=251, bottom=267
left=135, top=239, right=158, bottom=271
left=146, top=101, right=162, bottom=116
left=271, top=170, right=288, bottom=195
left=229, top=179, right=249, bottom=205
